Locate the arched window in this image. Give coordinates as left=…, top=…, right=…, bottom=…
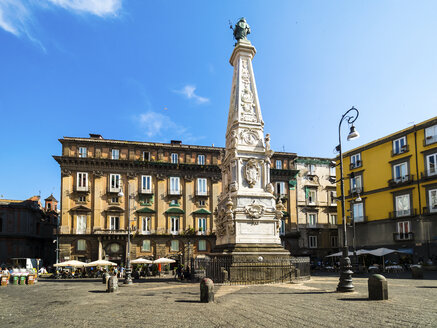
left=198, top=240, right=207, bottom=251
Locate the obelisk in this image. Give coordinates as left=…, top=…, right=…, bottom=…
left=212, top=18, right=290, bottom=261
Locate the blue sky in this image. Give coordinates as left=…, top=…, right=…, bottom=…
left=1, top=0, right=436, bottom=201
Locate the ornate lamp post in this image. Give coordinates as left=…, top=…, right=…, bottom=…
left=118, top=182, right=133, bottom=285
left=336, top=106, right=360, bottom=292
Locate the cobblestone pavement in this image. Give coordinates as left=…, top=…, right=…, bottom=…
left=1, top=272, right=436, bottom=328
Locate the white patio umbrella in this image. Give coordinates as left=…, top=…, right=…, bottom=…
left=363, top=248, right=397, bottom=257
left=131, top=258, right=153, bottom=264
left=325, top=251, right=354, bottom=257
left=153, top=257, right=176, bottom=264
left=53, top=260, right=86, bottom=267
left=84, top=260, right=117, bottom=267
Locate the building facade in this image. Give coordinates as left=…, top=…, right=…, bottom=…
left=0, top=195, right=58, bottom=266
left=54, top=135, right=299, bottom=265
left=280, top=157, right=338, bottom=260
left=338, top=116, right=437, bottom=260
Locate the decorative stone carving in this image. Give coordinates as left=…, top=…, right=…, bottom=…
left=229, top=182, right=238, bottom=192
left=156, top=174, right=166, bottom=181
left=265, top=133, right=271, bottom=151
left=61, top=169, right=72, bottom=177
left=184, top=175, right=193, bottom=182
left=265, top=183, right=274, bottom=194
left=244, top=159, right=259, bottom=188
left=245, top=200, right=265, bottom=219
left=240, top=129, right=259, bottom=145
left=93, top=170, right=104, bottom=178
left=127, top=172, right=136, bottom=179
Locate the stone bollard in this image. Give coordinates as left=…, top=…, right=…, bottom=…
left=200, top=278, right=214, bottom=303
left=411, top=266, right=424, bottom=279
left=107, top=275, right=118, bottom=293
left=102, top=272, right=110, bottom=284
left=368, top=274, right=388, bottom=300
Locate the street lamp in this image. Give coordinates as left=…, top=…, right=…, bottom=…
left=336, top=106, right=360, bottom=293
left=118, top=183, right=133, bottom=285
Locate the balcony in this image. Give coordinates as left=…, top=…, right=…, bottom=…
left=195, top=191, right=209, bottom=197
left=389, top=208, right=417, bottom=219
left=421, top=170, right=437, bottom=181
left=75, top=184, right=89, bottom=193
left=108, top=187, right=122, bottom=194
left=391, top=144, right=409, bottom=156
left=393, top=232, right=414, bottom=241
left=350, top=160, right=362, bottom=170
left=139, top=188, right=153, bottom=195
left=388, top=174, right=414, bottom=187
left=168, top=190, right=182, bottom=196
left=350, top=187, right=363, bottom=195
left=93, top=228, right=129, bottom=235
left=305, top=200, right=318, bottom=207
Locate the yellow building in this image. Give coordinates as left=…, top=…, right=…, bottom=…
left=53, top=134, right=299, bottom=266
left=338, top=116, right=437, bottom=259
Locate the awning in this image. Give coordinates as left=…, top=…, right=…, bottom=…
left=136, top=207, right=156, bottom=214
left=165, top=208, right=185, bottom=214
left=192, top=208, right=211, bottom=215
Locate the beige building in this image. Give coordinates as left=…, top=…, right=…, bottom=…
left=54, top=134, right=299, bottom=266
left=289, top=157, right=338, bottom=260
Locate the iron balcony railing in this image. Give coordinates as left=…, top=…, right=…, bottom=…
left=350, top=160, right=362, bottom=170
left=391, top=144, right=409, bottom=156
left=393, top=232, right=414, bottom=241
left=388, top=174, right=414, bottom=187
left=389, top=208, right=417, bottom=219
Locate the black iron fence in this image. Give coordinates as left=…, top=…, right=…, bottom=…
left=191, top=257, right=310, bottom=285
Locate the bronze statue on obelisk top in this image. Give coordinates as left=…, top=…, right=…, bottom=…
left=210, top=19, right=290, bottom=266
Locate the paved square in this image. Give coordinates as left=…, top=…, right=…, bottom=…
left=1, top=273, right=436, bottom=327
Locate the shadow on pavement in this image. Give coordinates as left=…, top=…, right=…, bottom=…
left=88, top=290, right=108, bottom=293
left=39, top=279, right=102, bottom=283
left=416, top=286, right=437, bottom=288
left=175, top=300, right=201, bottom=303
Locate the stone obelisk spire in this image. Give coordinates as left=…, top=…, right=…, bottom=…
left=213, top=19, right=288, bottom=258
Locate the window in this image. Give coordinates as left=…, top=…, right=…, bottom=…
left=170, top=240, right=179, bottom=251
left=395, top=194, right=410, bottom=217
left=429, top=188, right=437, bottom=213
left=170, top=199, right=179, bottom=206
left=110, top=216, right=120, bottom=230
left=308, top=236, right=317, bottom=248
left=77, top=239, right=86, bottom=251
left=197, top=155, right=205, bottom=165
left=330, top=236, right=338, bottom=248
left=76, top=215, right=86, bottom=234
left=306, top=188, right=316, bottom=204
left=350, top=175, right=362, bottom=193
left=425, top=124, right=437, bottom=145
left=111, top=197, right=119, bottom=203
left=141, top=175, right=152, bottom=193
left=110, top=174, right=121, bottom=192
left=171, top=153, right=178, bottom=164
left=198, top=218, right=206, bottom=235
left=350, top=153, right=361, bottom=168
left=170, top=217, right=179, bottom=235
left=47, top=203, right=52, bottom=211
left=397, top=221, right=411, bottom=240
left=143, top=151, right=150, bottom=161
left=198, top=240, right=207, bottom=251
left=169, top=177, right=180, bottom=195
left=199, top=200, right=206, bottom=206
left=276, top=182, right=286, bottom=196
left=308, top=164, right=316, bottom=175
left=197, top=178, right=207, bottom=195
left=308, top=213, right=317, bottom=227
left=78, top=147, right=87, bottom=158
left=276, top=160, right=282, bottom=169
left=142, top=217, right=151, bottom=234
left=353, top=203, right=364, bottom=222
left=142, top=240, right=151, bottom=251
left=330, top=166, right=336, bottom=177
left=78, top=196, right=86, bottom=202
left=329, top=190, right=337, bottom=205
left=112, top=149, right=120, bottom=160
left=393, top=162, right=408, bottom=182
left=329, top=214, right=337, bottom=225
left=426, top=153, right=437, bottom=176
left=279, top=219, right=285, bottom=235
left=77, top=172, right=88, bottom=191
left=393, top=137, right=407, bottom=155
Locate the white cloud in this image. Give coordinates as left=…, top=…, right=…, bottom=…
left=175, top=85, right=210, bottom=104
left=0, top=0, right=122, bottom=46
left=46, top=0, right=122, bottom=17
left=136, top=111, right=203, bottom=143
